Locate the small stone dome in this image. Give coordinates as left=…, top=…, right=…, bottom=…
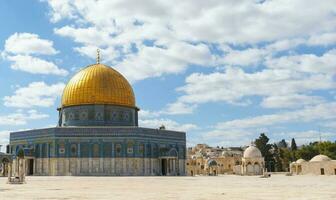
left=310, top=154, right=331, bottom=162
left=296, top=159, right=306, bottom=164
left=222, top=151, right=230, bottom=156
left=243, top=146, right=262, bottom=158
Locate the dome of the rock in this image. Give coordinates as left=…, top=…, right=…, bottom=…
left=61, top=63, right=135, bottom=108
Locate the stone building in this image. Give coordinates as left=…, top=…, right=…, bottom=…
left=233, top=145, right=265, bottom=175
left=186, top=144, right=243, bottom=176
left=9, top=56, right=186, bottom=176
left=290, top=155, right=336, bottom=175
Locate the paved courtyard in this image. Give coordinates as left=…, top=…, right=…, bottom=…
left=0, top=175, right=335, bottom=200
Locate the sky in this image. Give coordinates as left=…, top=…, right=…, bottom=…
left=0, top=0, right=336, bottom=151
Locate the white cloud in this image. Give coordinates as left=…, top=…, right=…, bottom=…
left=215, top=102, right=336, bottom=130
left=261, top=94, right=325, bottom=109
left=45, top=0, right=78, bottom=23
left=163, top=102, right=197, bottom=115
left=274, top=130, right=336, bottom=145
left=45, top=0, right=336, bottom=82
left=219, top=48, right=267, bottom=67
left=138, top=109, right=198, bottom=132
left=174, top=67, right=335, bottom=107
left=308, top=32, right=336, bottom=46
left=0, top=110, right=48, bottom=126
left=6, top=55, right=68, bottom=76
left=138, top=109, right=161, bottom=119
left=111, top=42, right=212, bottom=82
left=2, top=32, right=68, bottom=76
left=4, top=32, right=58, bottom=55
left=0, top=130, right=10, bottom=152
left=202, top=103, right=336, bottom=146
left=3, top=82, right=65, bottom=108
left=265, top=49, right=336, bottom=74
left=46, top=0, right=336, bottom=43
left=139, top=118, right=197, bottom=132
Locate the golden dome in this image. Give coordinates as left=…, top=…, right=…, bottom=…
left=61, top=64, right=135, bottom=108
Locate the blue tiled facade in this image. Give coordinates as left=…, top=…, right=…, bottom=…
left=10, top=127, right=186, bottom=159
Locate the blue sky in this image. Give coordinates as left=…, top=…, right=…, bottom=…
left=0, top=0, right=336, bottom=151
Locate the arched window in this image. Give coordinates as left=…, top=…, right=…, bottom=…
left=41, top=143, right=47, bottom=158
left=71, top=144, right=77, bottom=157
left=81, top=143, right=89, bottom=157
left=35, top=144, right=40, bottom=158
left=79, top=111, right=88, bottom=120
left=115, top=144, right=122, bottom=157
left=127, top=141, right=134, bottom=154
left=139, top=144, right=144, bottom=156
left=103, top=143, right=112, bottom=157
left=93, top=144, right=100, bottom=157
left=153, top=144, right=158, bottom=157
left=58, top=143, right=65, bottom=155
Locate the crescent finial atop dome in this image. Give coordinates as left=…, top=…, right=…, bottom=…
left=96, top=49, right=100, bottom=64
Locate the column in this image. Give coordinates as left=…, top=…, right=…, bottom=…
left=7, top=163, right=12, bottom=183
left=144, top=143, right=147, bottom=175
left=77, top=143, right=81, bottom=175
left=111, top=142, right=115, bottom=175
left=39, top=144, right=43, bottom=175
left=88, top=142, right=92, bottom=173
left=173, top=159, right=176, bottom=175
left=46, top=143, right=50, bottom=175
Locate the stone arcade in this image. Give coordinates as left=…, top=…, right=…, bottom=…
left=9, top=56, right=186, bottom=176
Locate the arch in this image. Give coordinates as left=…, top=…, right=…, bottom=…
left=297, top=165, right=302, bottom=174
left=168, top=148, right=178, bottom=157
left=254, top=163, right=260, bottom=174
left=246, top=164, right=254, bottom=174
left=207, top=159, right=218, bottom=167
left=70, top=144, right=77, bottom=157
left=1, top=157, right=10, bottom=163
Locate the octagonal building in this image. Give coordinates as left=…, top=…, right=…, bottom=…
left=9, top=59, right=186, bottom=176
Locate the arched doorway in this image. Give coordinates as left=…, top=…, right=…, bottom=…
left=1, top=158, right=10, bottom=176
left=246, top=162, right=253, bottom=174
left=207, top=159, right=218, bottom=176
left=159, top=148, right=178, bottom=176
left=254, top=162, right=260, bottom=174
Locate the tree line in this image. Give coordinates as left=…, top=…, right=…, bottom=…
left=254, top=133, right=336, bottom=172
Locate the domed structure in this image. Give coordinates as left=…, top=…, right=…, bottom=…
left=291, top=155, right=336, bottom=175
left=296, top=158, right=306, bottom=164
left=310, top=154, right=331, bottom=162
left=234, top=145, right=264, bottom=175
left=58, top=63, right=139, bottom=127
left=62, top=64, right=135, bottom=108
left=243, top=146, right=262, bottom=158
left=9, top=52, right=186, bottom=176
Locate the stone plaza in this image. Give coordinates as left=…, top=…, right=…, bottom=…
left=0, top=175, right=335, bottom=200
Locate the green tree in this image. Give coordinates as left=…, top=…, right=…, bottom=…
left=254, top=133, right=275, bottom=172
left=272, top=143, right=282, bottom=172
left=278, top=139, right=288, bottom=148
left=291, top=138, right=297, bottom=151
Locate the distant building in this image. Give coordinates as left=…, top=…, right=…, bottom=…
left=290, top=155, right=336, bottom=175
left=186, top=144, right=243, bottom=176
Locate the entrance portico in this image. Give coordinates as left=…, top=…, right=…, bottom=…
left=159, top=156, right=178, bottom=176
